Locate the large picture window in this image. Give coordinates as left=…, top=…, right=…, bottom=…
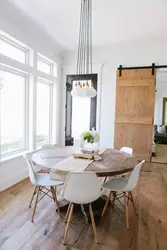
left=36, top=80, right=52, bottom=147
left=0, top=69, right=27, bottom=156
left=0, top=30, right=58, bottom=159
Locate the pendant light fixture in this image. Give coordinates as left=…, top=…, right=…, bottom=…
left=71, top=0, right=97, bottom=98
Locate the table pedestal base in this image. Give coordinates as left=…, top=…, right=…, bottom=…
left=57, top=195, right=107, bottom=223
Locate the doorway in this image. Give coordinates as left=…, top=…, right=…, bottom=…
left=152, top=71, right=167, bottom=163
left=65, top=74, right=98, bottom=146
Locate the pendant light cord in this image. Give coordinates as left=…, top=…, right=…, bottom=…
left=77, top=0, right=92, bottom=78
left=74, top=0, right=96, bottom=97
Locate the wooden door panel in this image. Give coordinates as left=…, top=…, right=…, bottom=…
left=114, top=69, right=155, bottom=162
left=115, top=117, right=153, bottom=124
left=114, top=124, right=153, bottom=161
left=116, top=69, right=155, bottom=79
left=115, top=86, right=155, bottom=119
left=117, top=79, right=155, bottom=87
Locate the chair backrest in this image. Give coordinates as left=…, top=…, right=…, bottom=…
left=123, top=160, right=145, bottom=191
left=23, top=153, right=37, bottom=185
left=41, top=144, right=58, bottom=149
left=62, top=171, right=101, bottom=204
left=120, top=147, right=133, bottom=155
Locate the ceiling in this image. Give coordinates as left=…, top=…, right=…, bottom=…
left=7, top=0, right=167, bottom=52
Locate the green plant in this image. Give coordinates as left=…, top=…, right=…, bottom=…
left=81, top=131, right=94, bottom=143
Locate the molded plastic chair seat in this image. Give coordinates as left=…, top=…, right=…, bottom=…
left=24, top=153, right=63, bottom=222
left=35, top=174, right=63, bottom=187
left=103, top=178, right=128, bottom=191
left=41, top=144, right=58, bottom=149
left=102, top=160, right=145, bottom=229
left=102, top=146, right=133, bottom=183
left=62, top=171, right=101, bottom=244
left=64, top=191, right=100, bottom=205
left=120, top=147, right=133, bottom=155
left=63, top=171, right=101, bottom=205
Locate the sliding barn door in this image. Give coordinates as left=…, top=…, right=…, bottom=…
left=114, top=69, right=156, bottom=161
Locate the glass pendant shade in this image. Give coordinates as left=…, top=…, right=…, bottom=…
left=89, top=87, right=96, bottom=97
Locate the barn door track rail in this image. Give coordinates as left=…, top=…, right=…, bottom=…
left=118, top=63, right=167, bottom=77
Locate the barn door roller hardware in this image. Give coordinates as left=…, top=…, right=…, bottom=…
left=118, top=63, right=167, bottom=77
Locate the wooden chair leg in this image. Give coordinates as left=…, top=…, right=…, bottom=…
left=130, top=191, right=137, bottom=216
left=63, top=203, right=74, bottom=244
left=29, top=186, right=37, bottom=208
left=112, top=191, right=117, bottom=205
left=65, top=203, right=72, bottom=223
left=127, top=192, right=131, bottom=205
left=124, top=192, right=129, bottom=229
left=89, top=204, right=98, bottom=244
left=101, top=191, right=112, bottom=218
left=31, top=186, right=40, bottom=222
left=103, top=176, right=107, bottom=183
left=54, top=186, right=60, bottom=215
left=50, top=186, right=56, bottom=201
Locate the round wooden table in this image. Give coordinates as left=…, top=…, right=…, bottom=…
left=32, top=147, right=73, bottom=170
left=32, top=147, right=137, bottom=222
left=32, top=148, right=137, bottom=177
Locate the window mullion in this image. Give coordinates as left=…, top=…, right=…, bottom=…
left=32, top=51, right=37, bottom=151
left=25, top=75, right=29, bottom=150
left=49, top=84, right=53, bottom=142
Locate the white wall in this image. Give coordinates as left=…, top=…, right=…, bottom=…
left=62, top=39, right=167, bottom=149
left=0, top=2, right=62, bottom=191
left=0, top=155, right=28, bottom=191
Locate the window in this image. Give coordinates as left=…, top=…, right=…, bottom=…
left=37, top=53, right=57, bottom=76
left=36, top=80, right=52, bottom=147
left=37, top=57, right=51, bottom=75
left=0, top=69, right=27, bottom=156
left=65, top=75, right=97, bottom=146
left=0, top=31, right=29, bottom=64
left=0, top=30, right=58, bottom=158
left=72, top=81, right=91, bottom=137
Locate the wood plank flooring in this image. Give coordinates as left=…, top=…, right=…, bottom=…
left=0, top=162, right=167, bottom=250
left=138, top=163, right=167, bottom=250
left=152, top=144, right=167, bottom=164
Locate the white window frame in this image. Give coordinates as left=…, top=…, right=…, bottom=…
left=0, top=30, right=30, bottom=65
left=0, top=65, right=29, bottom=158
left=36, top=78, right=53, bottom=148
left=37, top=53, right=55, bottom=76
left=0, top=30, right=58, bottom=160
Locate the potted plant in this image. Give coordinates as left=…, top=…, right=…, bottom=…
left=80, top=129, right=100, bottom=151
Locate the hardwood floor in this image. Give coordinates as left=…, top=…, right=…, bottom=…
left=138, top=162, right=167, bottom=250
left=0, top=162, right=167, bottom=250
left=152, top=144, right=167, bottom=164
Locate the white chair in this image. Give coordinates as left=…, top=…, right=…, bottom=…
left=120, top=147, right=133, bottom=155
left=101, top=160, right=145, bottom=229
left=62, top=171, right=101, bottom=244
left=41, top=144, right=58, bottom=149
left=103, top=147, right=133, bottom=184
left=119, top=147, right=133, bottom=178
left=24, top=153, right=63, bottom=222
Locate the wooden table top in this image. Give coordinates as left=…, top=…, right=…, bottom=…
left=86, top=148, right=137, bottom=176
left=32, top=147, right=137, bottom=177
